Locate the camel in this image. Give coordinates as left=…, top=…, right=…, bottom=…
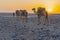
left=16, top=10, right=20, bottom=16
left=15, top=10, right=28, bottom=22
left=32, top=7, right=48, bottom=25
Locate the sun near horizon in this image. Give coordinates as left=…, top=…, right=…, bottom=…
left=0, top=0, right=60, bottom=14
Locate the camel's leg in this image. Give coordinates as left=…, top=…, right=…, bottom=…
left=22, top=16, right=27, bottom=23
left=25, top=16, right=28, bottom=22
left=46, top=12, right=49, bottom=25
left=44, top=13, right=48, bottom=25
left=16, top=16, right=20, bottom=21
left=22, top=16, right=24, bottom=22
left=37, top=15, right=41, bottom=25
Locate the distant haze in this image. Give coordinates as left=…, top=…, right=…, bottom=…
left=0, top=0, right=60, bottom=14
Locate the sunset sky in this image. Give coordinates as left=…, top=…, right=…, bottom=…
left=0, top=0, right=60, bottom=14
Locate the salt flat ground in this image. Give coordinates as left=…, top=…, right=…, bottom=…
left=0, top=13, right=60, bottom=40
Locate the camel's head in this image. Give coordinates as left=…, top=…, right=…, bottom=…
left=37, top=7, right=46, bottom=13
left=32, top=8, right=36, bottom=12
left=16, top=10, right=19, bottom=14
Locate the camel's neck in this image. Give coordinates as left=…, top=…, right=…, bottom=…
left=33, top=10, right=36, bottom=14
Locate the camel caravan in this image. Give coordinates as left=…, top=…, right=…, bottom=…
left=14, top=7, right=49, bottom=25
left=14, top=9, right=28, bottom=22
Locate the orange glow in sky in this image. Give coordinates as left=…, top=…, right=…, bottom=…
left=0, top=0, right=60, bottom=14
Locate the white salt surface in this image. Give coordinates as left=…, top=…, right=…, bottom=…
left=0, top=14, right=60, bottom=40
